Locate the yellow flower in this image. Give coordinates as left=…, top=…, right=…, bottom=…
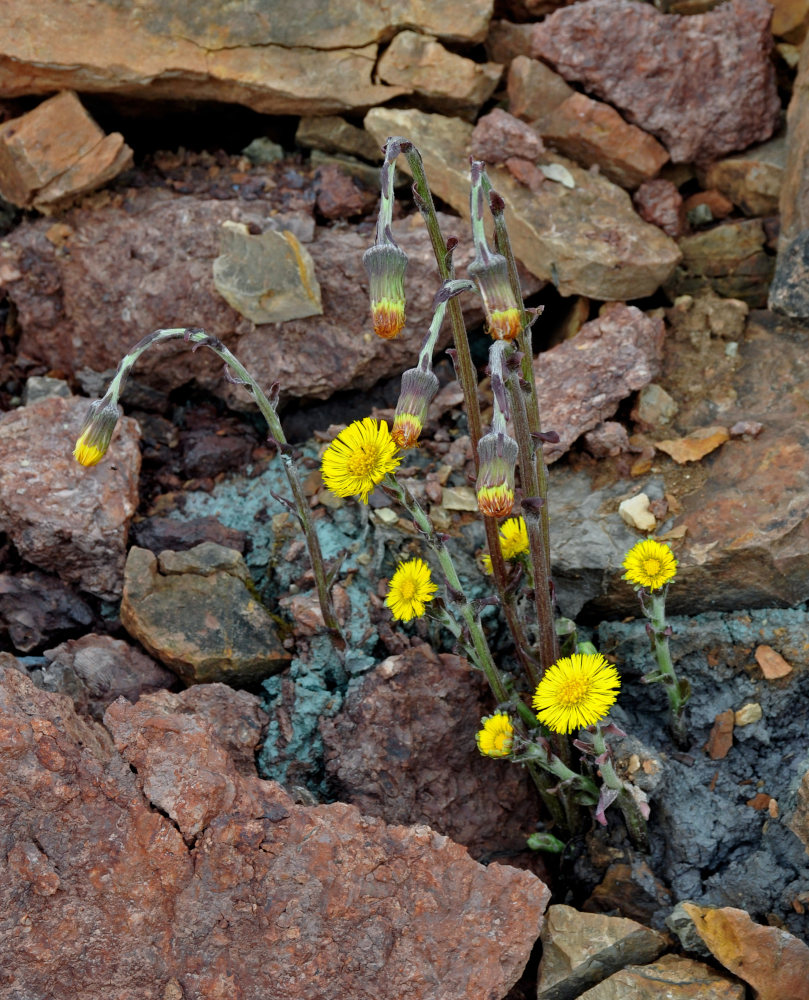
left=321, top=418, right=401, bottom=504
left=622, top=539, right=677, bottom=591
left=481, top=516, right=530, bottom=574
left=385, top=557, right=438, bottom=622
left=476, top=713, right=514, bottom=758
left=73, top=398, right=119, bottom=467
left=532, top=653, right=620, bottom=735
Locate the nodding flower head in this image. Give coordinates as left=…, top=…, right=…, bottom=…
left=363, top=241, right=409, bottom=340
left=73, top=397, right=120, bottom=467
left=468, top=253, right=523, bottom=342
left=392, top=366, right=439, bottom=449
left=476, top=428, right=519, bottom=518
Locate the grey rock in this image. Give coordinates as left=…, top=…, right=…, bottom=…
left=22, top=376, right=71, bottom=405
left=768, top=229, right=809, bottom=318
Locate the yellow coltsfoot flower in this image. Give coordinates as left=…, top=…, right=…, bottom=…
left=481, top=516, right=529, bottom=573
left=476, top=713, right=514, bottom=758
left=533, top=653, right=620, bottom=735
left=385, top=557, right=438, bottom=622
left=73, top=397, right=120, bottom=467
left=622, top=539, right=677, bottom=591
left=321, top=417, right=401, bottom=504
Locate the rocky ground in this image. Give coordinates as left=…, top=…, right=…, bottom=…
left=2, top=1, right=809, bottom=998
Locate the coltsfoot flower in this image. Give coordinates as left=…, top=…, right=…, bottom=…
left=363, top=242, right=409, bottom=339
left=533, top=653, right=621, bottom=735
left=468, top=253, right=522, bottom=342
left=622, top=539, right=677, bottom=591
left=321, top=417, right=401, bottom=504
left=476, top=713, right=514, bottom=758
left=385, top=557, right=438, bottom=622
left=482, top=516, right=529, bottom=573
left=73, top=397, right=119, bottom=467
left=476, top=429, right=518, bottom=518
left=392, top=366, right=439, bottom=449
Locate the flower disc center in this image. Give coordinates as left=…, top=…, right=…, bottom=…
left=346, top=446, right=377, bottom=479
left=558, top=677, right=589, bottom=707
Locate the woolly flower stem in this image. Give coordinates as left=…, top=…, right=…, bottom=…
left=645, top=589, right=689, bottom=747
left=592, top=723, right=649, bottom=850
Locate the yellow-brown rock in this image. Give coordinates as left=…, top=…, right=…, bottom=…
left=681, top=903, right=809, bottom=1000
left=0, top=91, right=132, bottom=209
left=578, top=954, right=744, bottom=999
left=701, top=133, right=786, bottom=216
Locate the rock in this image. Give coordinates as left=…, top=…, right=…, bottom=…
left=582, top=858, right=673, bottom=927
left=320, top=645, right=543, bottom=864
left=22, top=375, right=71, bottom=405
left=684, top=189, right=735, bottom=225
left=734, top=702, right=763, bottom=726
left=618, top=493, right=657, bottom=533
left=754, top=644, right=794, bottom=679
left=120, top=543, right=291, bottom=686
left=365, top=107, right=681, bottom=300
left=0, top=396, right=140, bottom=601
left=576, top=953, right=744, bottom=999
left=681, top=904, right=809, bottom=1000
left=314, top=162, right=376, bottom=219
left=295, top=115, right=383, bottom=163
left=583, top=422, right=631, bottom=459
left=530, top=0, right=781, bottom=165
left=0, top=664, right=548, bottom=999
left=788, top=764, right=809, bottom=852
left=507, top=55, right=574, bottom=124
left=633, top=179, right=687, bottom=238
left=535, top=304, right=665, bottom=463
left=768, top=230, right=809, bottom=316
left=0, top=91, right=132, bottom=209
left=771, top=0, right=809, bottom=42
left=0, top=571, right=93, bottom=653
left=41, top=634, right=174, bottom=720
left=631, top=384, right=679, bottom=430
left=130, top=515, right=248, bottom=556
left=538, top=93, right=669, bottom=190
left=655, top=426, right=730, bottom=464
left=664, top=219, right=776, bottom=307
left=212, top=221, right=323, bottom=323
left=485, top=20, right=537, bottom=63
left=241, top=136, right=285, bottom=164
left=536, top=904, right=668, bottom=1000
left=376, top=31, right=502, bottom=120
left=705, top=708, right=735, bottom=760
left=700, top=133, right=786, bottom=217
left=470, top=108, right=545, bottom=164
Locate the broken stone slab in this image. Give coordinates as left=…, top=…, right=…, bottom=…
left=471, top=108, right=545, bottom=164
left=0, top=395, right=140, bottom=601
left=536, top=904, right=668, bottom=1000
left=530, top=0, right=781, bottom=165
left=364, top=107, right=681, bottom=300
left=295, top=114, right=383, bottom=162
left=681, top=904, right=809, bottom=1000
left=576, top=953, right=744, bottom=999
left=700, top=132, right=786, bottom=217
left=0, top=664, right=549, bottom=999
left=507, top=55, right=575, bottom=124
left=212, top=221, right=323, bottom=323
left=120, top=542, right=291, bottom=686
left=376, top=31, right=502, bottom=121
left=485, top=20, right=537, bottom=63
left=633, top=179, right=687, bottom=238
left=0, top=90, right=132, bottom=209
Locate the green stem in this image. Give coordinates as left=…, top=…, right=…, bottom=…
left=648, top=590, right=689, bottom=747
left=593, top=723, right=648, bottom=849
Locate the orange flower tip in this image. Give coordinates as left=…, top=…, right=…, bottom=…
left=477, top=485, right=515, bottom=519
left=391, top=414, right=422, bottom=450
left=372, top=300, right=406, bottom=340
left=488, top=307, right=522, bottom=342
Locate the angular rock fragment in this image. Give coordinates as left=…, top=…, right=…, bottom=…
left=633, top=179, right=686, bottom=239
left=295, top=115, right=383, bottom=162
left=701, top=133, right=785, bottom=217
left=507, top=55, right=574, bottom=124
left=471, top=108, right=545, bottom=164
left=576, top=953, right=744, bottom=999
left=0, top=570, right=93, bottom=653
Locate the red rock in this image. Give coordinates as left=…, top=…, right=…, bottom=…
left=683, top=189, right=735, bottom=222
left=705, top=709, right=735, bottom=760
left=634, top=179, right=687, bottom=238
left=314, top=162, right=375, bottom=219
left=754, top=644, right=793, bottom=678
left=471, top=108, right=545, bottom=164
left=0, top=396, right=140, bottom=600
left=583, top=421, right=631, bottom=459
left=530, top=0, right=781, bottom=164
left=505, top=156, right=546, bottom=190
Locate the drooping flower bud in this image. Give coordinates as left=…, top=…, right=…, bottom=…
left=476, top=428, right=519, bottom=517
left=468, top=252, right=522, bottom=342
left=392, top=365, right=439, bottom=449
left=73, top=397, right=120, bottom=467
left=363, top=240, right=409, bottom=339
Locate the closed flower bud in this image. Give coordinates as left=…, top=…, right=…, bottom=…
left=363, top=241, right=408, bottom=340
left=468, top=253, right=522, bottom=342
left=73, top=397, right=119, bottom=467
left=476, top=428, right=519, bottom=517
left=392, top=366, right=439, bottom=449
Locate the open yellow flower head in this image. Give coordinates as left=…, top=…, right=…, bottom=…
left=476, top=713, right=514, bottom=758
left=499, top=516, right=529, bottom=560
left=532, top=652, right=620, bottom=735
left=385, top=557, right=438, bottom=622
left=321, top=417, right=401, bottom=504
left=622, top=539, right=677, bottom=591
left=73, top=397, right=119, bottom=467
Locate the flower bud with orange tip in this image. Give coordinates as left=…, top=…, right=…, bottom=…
left=363, top=240, right=409, bottom=339
left=476, top=427, right=519, bottom=517
left=392, top=365, right=439, bottom=449
left=73, top=397, right=120, bottom=467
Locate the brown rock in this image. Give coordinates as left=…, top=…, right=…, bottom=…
left=505, top=156, right=546, bottom=190
left=656, top=426, right=730, bottom=464
left=754, top=643, right=794, bottom=678
left=120, top=543, right=291, bottom=686
left=681, top=903, right=809, bottom=1000
left=539, top=92, right=669, bottom=190
left=530, top=0, right=781, bottom=164
left=295, top=115, right=383, bottom=162
left=583, top=859, right=673, bottom=927
left=683, top=189, right=735, bottom=223
left=771, top=0, right=809, bottom=43
left=314, top=162, right=376, bottom=219
left=130, top=515, right=248, bottom=555
left=634, top=179, right=687, bottom=238
left=577, top=953, right=744, bottom=999
left=0, top=91, right=132, bottom=208
left=321, top=645, right=542, bottom=862
left=0, top=396, right=140, bottom=600
left=43, top=634, right=175, bottom=720
left=536, top=904, right=668, bottom=1000
left=535, top=304, right=665, bottom=463
left=705, top=709, right=735, bottom=760
left=0, top=570, right=93, bottom=653
left=583, top=422, right=632, bottom=459
left=507, top=55, right=575, bottom=123
left=701, top=132, right=786, bottom=217
left=788, top=764, right=809, bottom=853
left=471, top=108, right=545, bottom=164
left=485, top=20, right=537, bottom=64
left=365, top=107, right=681, bottom=300
left=1, top=663, right=548, bottom=1000
left=377, top=31, right=502, bottom=120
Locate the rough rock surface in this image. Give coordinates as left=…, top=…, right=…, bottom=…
left=320, top=644, right=542, bottom=863
left=121, top=542, right=291, bottom=686
left=471, top=108, right=545, bottom=164
left=365, top=107, right=681, bottom=299
left=633, top=179, right=686, bottom=238
left=507, top=55, right=574, bottom=124
left=701, top=133, right=785, bottom=217
left=0, top=664, right=548, bottom=1000
left=576, top=954, right=744, bottom=999
left=0, top=395, right=140, bottom=601
left=530, top=0, right=781, bottom=164
left=0, top=570, right=93, bottom=653
left=535, top=304, right=665, bottom=464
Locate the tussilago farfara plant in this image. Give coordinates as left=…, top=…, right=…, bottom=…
left=73, top=137, right=693, bottom=849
